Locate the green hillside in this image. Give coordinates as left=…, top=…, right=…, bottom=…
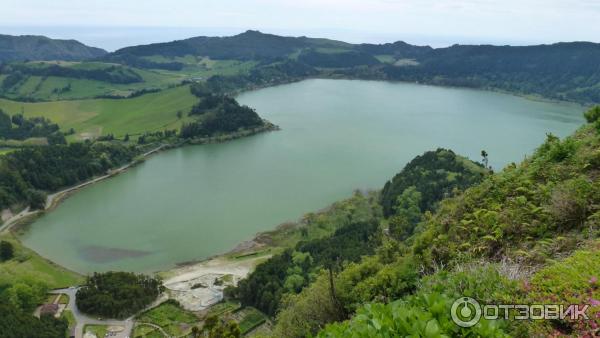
left=101, top=31, right=600, bottom=104
left=0, top=85, right=197, bottom=139
left=0, top=34, right=106, bottom=62
left=224, top=107, right=600, bottom=337
left=0, top=61, right=186, bottom=100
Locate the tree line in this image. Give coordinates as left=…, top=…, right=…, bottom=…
left=230, top=220, right=381, bottom=316
left=0, top=141, right=137, bottom=210
left=0, top=109, right=66, bottom=145
left=0, top=62, right=143, bottom=85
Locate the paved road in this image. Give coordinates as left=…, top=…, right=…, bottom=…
left=51, top=288, right=133, bottom=338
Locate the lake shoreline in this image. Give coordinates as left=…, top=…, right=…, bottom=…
left=1, top=122, right=279, bottom=236
left=13, top=78, right=585, bottom=279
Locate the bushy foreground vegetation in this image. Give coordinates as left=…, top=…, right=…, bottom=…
left=76, top=271, right=163, bottom=319
left=228, top=147, right=491, bottom=334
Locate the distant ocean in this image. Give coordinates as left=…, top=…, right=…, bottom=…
left=0, top=26, right=541, bottom=51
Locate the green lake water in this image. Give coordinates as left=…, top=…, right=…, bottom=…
left=20, top=79, right=584, bottom=273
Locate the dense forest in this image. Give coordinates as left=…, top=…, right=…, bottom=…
left=380, top=148, right=488, bottom=217
left=100, top=53, right=184, bottom=71
left=180, top=83, right=265, bottom=139
left=0, top=303, right=67, bottom=338
left=297, top=49, right=380, bottom=68
left=107, top=30, right=317, bottom=63
left=376, top=42, right=600, bottom=104
left=233, top=220, right=381, bottom=316
left=0, top=141, right=137, bottom=209
left=76, top=272, right=163, bottom=319
left=201, top=60, right=318, bottom=94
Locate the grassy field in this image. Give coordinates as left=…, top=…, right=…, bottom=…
left=207, top=301, right=241, bottom=317
left=136, top=300, right=198, bottom=337
left=143, top=56, right=258, bottom=79
left=0, top=233, right=83, bottom=289
left=58, top=293, right=69, bottom=304
left=0, top=85, right=197, bottom=139
left=1, top=61, right=186, bottom=100
left=237, top=307, right=268, bottom=335
left=132, top=324, right=164, bottom=338
left=1, top=59, right=257, bottom=101
left=62, top=310, right=76, bottom=333
left=84, top=325, right=108, bottom=338
left=0, top=147, right=17, bottom=155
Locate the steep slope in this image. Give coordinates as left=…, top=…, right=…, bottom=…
left=380, top=148, right=488, bottom=217
left=0, top=35, right=107, bottom=61
left=264, top=107, right=599, bottom=337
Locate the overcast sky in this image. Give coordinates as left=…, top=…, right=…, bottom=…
left=2, top=0, right=600, bottom=50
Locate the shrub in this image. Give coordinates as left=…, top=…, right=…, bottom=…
left=584, top=106, right=600, bottom=123
left=0, top=240, right=14, bottom=261
left=317, top=292, right=509, bottom=337
left=526, top=244, right=600, bottom=335
left=547, top=177, right=594, bottom=230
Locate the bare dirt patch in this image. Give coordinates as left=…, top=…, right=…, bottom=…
left=161, top=255, right=269, bottom=312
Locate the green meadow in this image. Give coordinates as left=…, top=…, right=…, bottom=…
left=1, top=70, right=184, bottom=101
left=0, top=85, right=197, bottom=139
left=0, top=233, right=82, bottom=289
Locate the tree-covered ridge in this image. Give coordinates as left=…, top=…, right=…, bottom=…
left=180, top=82, right=265, bottom=139
left=297, top=49, right=380, bottom=68
left=380, top=148, right=488, bottom=217
left=76, top=271, right=163, bottom=319
left=378, top=42, right=600, bottom=104
left=107, top=30, right=338, bottom=62
left=100, top=30, right=600, bottom=103
left=200, top=60, right=319, bottom=94
left=0, top=34, right=107, bottom=62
